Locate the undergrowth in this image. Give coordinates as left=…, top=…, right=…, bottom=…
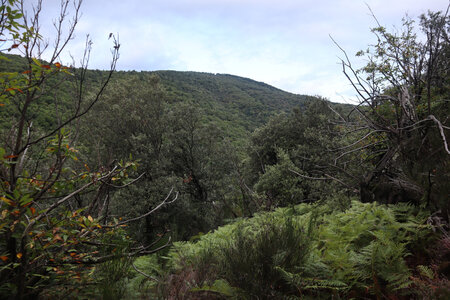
left=125, top=200, right=447, bottom=299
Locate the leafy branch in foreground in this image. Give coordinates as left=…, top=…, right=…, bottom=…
left=0, top=1, right=175, bottom=298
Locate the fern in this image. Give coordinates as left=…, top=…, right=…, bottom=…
left=276, top=266, right=347, bottom=291
left=417, top=265, right=434, bottom=279
left=190, top=279, right=248, bottom=299
left=156, top=201, right=433, bottom=299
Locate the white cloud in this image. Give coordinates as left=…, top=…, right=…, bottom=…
left=21, top=0, right=450, bottom=103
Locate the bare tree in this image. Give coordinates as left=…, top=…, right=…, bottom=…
left=331, top=6, right=450, bottom=214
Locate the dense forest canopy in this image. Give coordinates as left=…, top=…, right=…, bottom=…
left=0, top=0, right=449, bottom=299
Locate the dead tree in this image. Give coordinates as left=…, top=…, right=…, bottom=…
left=331, top=6, right=450, bottom=214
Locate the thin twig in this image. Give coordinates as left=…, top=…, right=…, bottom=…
left=131, top=262, right=158, bottom=281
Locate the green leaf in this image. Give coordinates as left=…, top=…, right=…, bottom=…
left=32, top=57, right=41, bottom=67
left=0, top=147, right=5, bottom=161
left=19, top=194, right=32, bottom=206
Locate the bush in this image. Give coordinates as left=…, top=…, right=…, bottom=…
left=155, top=200, right=437, bottom=299
left=218, top=215, right=310, bottom=297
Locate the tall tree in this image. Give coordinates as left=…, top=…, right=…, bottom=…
left=246, top=100, right=350, bottom=209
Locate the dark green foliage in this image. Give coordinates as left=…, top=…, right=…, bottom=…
left=246, top=100, right=352, bottom=209
left=78, top=75, right=243, bottom=240
left=254, top=149, right=304, bottom=207
left=80, top=73, right=166, bottom=168
left=276, top=267, right=347, bottom=294
left=3, top=54, right=314, bottom=151
left=155, top=71, right=313, bottom=138
left=93, top=257, right=132, bottom=300
left=218, top=215, right=310, bottom=297
left=0, top=54, right=107, bottom=134
left=125, top=255, right=164, bottom=299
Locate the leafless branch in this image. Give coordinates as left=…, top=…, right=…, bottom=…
left=289, top=169, right=328, bottom=181
left=327, top=104, right=346, bottom=122
left=18, top=36, right=120, bottom=154
left=428, top=115, right=450, bottom=154
left=103, top=188, right=179, bottom=228
left=289, top=169, right=354, bottom=189
left=334, top=141, right=385, bottom=164
left=331, top=130, right=385, bottom=152
left=73, top=236, right=172, bottom=265
left=131, top=262, right=159, bottom=281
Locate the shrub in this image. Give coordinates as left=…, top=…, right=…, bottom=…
left=157, top=201, right=437, bottom=299
left=218, top=215, right=310, bottom=297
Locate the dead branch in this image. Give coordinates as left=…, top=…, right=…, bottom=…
left=428, top=114, right=450, bottom=154
left=289, top=169, right=328, bottom=181
left=131, top=262, right=158, bottom=281
left=72, top=236, right=172, bottom=265
left=103, top=188, right=179, bottom=228
left=334, top=141, right=385, bottom=164
left=289, top=169, right=354, bottom=190
left=327, top=104, right=346, bottom=122
left=331, top=130, right=385, bottom=152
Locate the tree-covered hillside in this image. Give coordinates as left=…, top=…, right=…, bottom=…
left=154, top=70, right=317, bottom=131
left=1, top=54, right=322, bottom=145
left=1, top=1, right=449, bottom=299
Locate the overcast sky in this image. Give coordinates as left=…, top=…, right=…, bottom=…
left=27, top=0, right=449, bottom=103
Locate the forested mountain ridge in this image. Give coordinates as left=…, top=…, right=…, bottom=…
left=1, top=53, right=323, bottom=138
left=116, top=69, right=324, bottom=143
left=154, top=70, right=314, bottom=128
